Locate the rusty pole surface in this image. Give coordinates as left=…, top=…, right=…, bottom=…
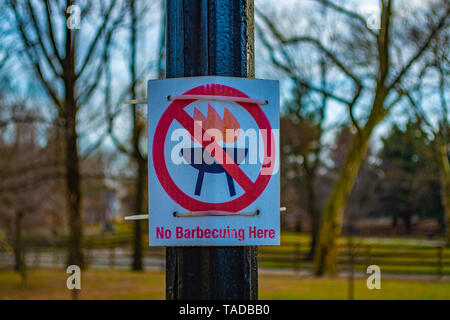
left=165, top=0, right=257, bottom=300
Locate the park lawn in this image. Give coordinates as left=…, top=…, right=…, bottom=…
left=0, top=268, right=450, bottom=300
left=259, top=274, right=450, bottom=300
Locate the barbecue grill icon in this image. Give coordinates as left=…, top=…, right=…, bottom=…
left=181, top=104, right=247, bottom=197
left=181, top=147, right=248, bottom=197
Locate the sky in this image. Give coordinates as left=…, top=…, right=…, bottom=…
left=0, top=0, right=445, bottom=158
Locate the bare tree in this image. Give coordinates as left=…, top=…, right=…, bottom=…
left=257, top=7, right=332, bottom=258
left=0, top=104, right=62, bottom=283
left=259, top=0, right=449, bottom=275
left=129, top=0, right=146, bottom=271
left=6, top=0, right=126, bottom=268
left=108, top=0, right=162, bottom=271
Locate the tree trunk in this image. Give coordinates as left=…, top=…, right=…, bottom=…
left=313, top=132, right=370, bottom=275
left=313, top=81, right=387, bottom=276
left=64, top=21, right=84, bottom=268
left=305, top=170, right=319, bottom=259
left=129, top=0, right=144, bottom=271
left=14, top=210, right=25, bottom=273
left=403, top=215, right=412, bottom=234
left=132, top=157, right=145, bottom=270
left=64, top=95, right=83, bottom=268
left=437, top=142, right=450, bottom=245
left=14, top=210, right=27, bottom=285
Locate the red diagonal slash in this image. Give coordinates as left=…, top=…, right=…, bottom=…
left=174, top=108, right=255, bottom=193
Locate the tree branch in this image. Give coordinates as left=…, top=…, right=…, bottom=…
left=44, top=0, right=63, bottom=66
left=315, top=0, right=377, bottom=37
left=257, top=11, right=363, bottom=131
left=388, top=4, right=450, bottom=90
left=9, top=0, right=62, bottom=110
left=377, top=0, right=392, bottom=87
left=27, top=1, right=61, bottom=77
left=0, top=115, right=59, bottom=128
left=76, top=5, right=125, bottom=106
left=109, top=128, right=132, bottom=155
left=256, top=22, right=349, bottom=105
left=257, top=7, right=362, bottom=87
left=80, top=130, right=109, bottom=159
left=75, top=0, right=118, bottom=79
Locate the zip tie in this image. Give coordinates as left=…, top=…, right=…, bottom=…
left=124, top=100, right=147, bottom=105
left=173, top=209, right=261, bottom=217
left=124, top=214, right=149, bottom=221
left=124, top=207, right=286, bottom=220
left=168, top=95, right=268, bottom=106
left=124, top=96, right=268, bottom=106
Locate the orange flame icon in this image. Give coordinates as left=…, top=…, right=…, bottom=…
left=193, top=104, right=241, bottom=143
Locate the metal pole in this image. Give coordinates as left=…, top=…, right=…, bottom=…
left=165, top=0, right=257, bottom=300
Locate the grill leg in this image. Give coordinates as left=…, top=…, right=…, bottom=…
left=226, top=172, right=236, bottom=197
left=195, top=170, right=205, bottom=196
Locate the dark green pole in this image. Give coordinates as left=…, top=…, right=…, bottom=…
left=165, top=0, right=257, bottom=300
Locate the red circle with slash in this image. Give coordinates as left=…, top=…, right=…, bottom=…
left=153, top=83, right=275, bottom=212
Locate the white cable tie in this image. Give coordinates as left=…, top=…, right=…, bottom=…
left=123, top=207, right=286, bottom=220
left=168, top=94, right=268, bottom=106
left=124, top=100, right=147, bottom=105
left=173, top=210, right=261, bottom=217
left=124, top=214, right=149, bottom=221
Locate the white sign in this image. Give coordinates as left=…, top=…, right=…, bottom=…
left=147, top=76, right=280, bottom=246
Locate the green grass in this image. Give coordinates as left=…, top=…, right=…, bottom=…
left=260, top=275, right=450, bottom=300
left=0, top=269, right=165, bottom=300
left=1, top=268, right=449, bottom=300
